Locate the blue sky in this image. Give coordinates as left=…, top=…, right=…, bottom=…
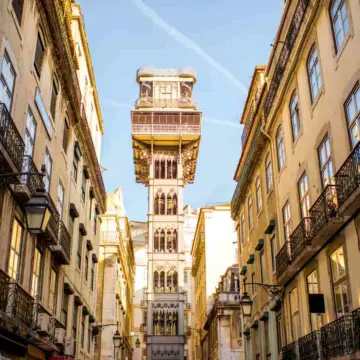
left=78, top=0, right=283, bottom=221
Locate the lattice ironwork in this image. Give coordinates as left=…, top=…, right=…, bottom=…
left=0, top=269, right=10, bottom=312
left=58, top=221, right=72, bottom=260
left=21, top=155, right=45, bottom=193
left=282, top=340, right=298, bottom=360
left=275, top=242, right=291, bottom=278
left=241, top=103, right=255, bottom=148
left=321, top=314, right=355, bottom=358
left=0, top=103, right=25, bottom=173
left=298, top=330, right=322, bottom=360
left=335, top=141, right=360, bottom=208
left=290, top=217, right=313, bottom=261
left=136, top=97, right=197, bottom=109
left=309, top=185, right=339, bottom=235
left=353, top=307, right=360, bottom=351
left=264, top=0, right=311, bottom=118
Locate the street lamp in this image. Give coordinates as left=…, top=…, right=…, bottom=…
left=113, top=330, right=122, bottom=359
left=135, top=336, right=140, bottom=348
left=24, top=189, right=51, bottom=234
left=240, top=291, right=253, bottom=321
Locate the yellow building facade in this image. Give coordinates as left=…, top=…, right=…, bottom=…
left=232, top=0, right=360, bottom=359
left=0, top=1, right=105, bottom=359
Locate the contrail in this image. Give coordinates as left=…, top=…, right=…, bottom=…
left=131, top=0, right=248, bottom=95
left=103, top=98, right=241, bottom=128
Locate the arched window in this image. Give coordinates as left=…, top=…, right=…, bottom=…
left=247, top=195, right=253, bottom=230
left=255, top=176, right=262, bottom=213
left=167, top=193, right=173, bottom=215
left=160, top=160, right=166, bottom=179
left=166, top=229, right=172, bottom=253
left=154, top=271, right=159, bottom=292
left=160, top=229, right=165, bottom=252
left=155, top=160, right=161, bottom=179
left=172, top=160, right=177, bottom=179
left=172, top=230, right=178, bottom=252
left=167, top=159, right=172, bottom=179
left=160, top=193, right=165, bottom=215
left=265, top=153, right=273, bottom=193
left=154, top=269, right=165, bottom=293
left=154, top=193, right=159, bottom=214
left=154, top=230, right=160, bottom=252
left=289, top=91, right=300, bottom=141
left=172, top=194, right=178, bottom=215
left=276, top=125, right=286, bottom=170
left=330, top=0, right=349, bottom=52
left=307, top=46, right=322, bottom=102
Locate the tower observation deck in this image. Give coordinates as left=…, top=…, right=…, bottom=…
left=131, top=67, right=201, bottom=360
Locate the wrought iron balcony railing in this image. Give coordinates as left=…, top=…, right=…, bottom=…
left=264, top=0, right=311, bottom=118
left=354, top=307, right=360, bottom=351
left=0, top=269, right=9, bottom=313
left=282, top=340, right=298, bottom=360
left=309, top=185, right=339, bottom=235
left=58, top=221, right=72, bottom=261
left=275, top=241, right=291, bottom=278
left=0, top=103, right=25, bottom=173
left=20, top=155, right=45, bottom=194
left=335, top=141, right=360, bottom=208
left=298, top=330, right=322, bottom=360
left=289, top=217, right=313, bottom=261
left=135, top=97, right=197, bottom=109
left=241, top=104, right=255, bottom=149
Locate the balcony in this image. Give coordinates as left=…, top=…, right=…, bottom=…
left=14, top=155, right=45, bottom=202
left=135, top=97, right=197, bottom=109
left=49, top=221, right=72, bottom=265
left=39, top=196, right=60, bottom=245
left=282, top=341, right=298, bottom=360
left=275, top=242, right=292, bottom=282
left=298, top=330, right=322, bottom=360
left=0, top=103, right=25, bottom=179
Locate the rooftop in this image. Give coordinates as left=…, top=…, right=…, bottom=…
left=136, top=66, right=197, bottom=83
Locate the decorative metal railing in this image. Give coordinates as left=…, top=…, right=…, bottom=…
left=264, top=0, right=311, bottom=118
left=309, top=185, right=339, bottom=235
left=7, top=281, right=34, bottom=328
left=0, top=269, right=10, bottom=312
left=335, top=142, right=360, bottom=208
left=276, top=242, right=291, bottom=278
left=353, top=307, right=360, bottom=351
left=290, top=217, right=313, bottom=261
left=132, top=123, right=201, bottom=134
left=241, top=104, right=255, bottom=148
left=282, top=340, right=298, bottom=360
left=298, top=330, right=322, bottom=360
left=59, top=221, right=72, bottom=260
left=136, top=97, right=197, bottom=109
left=0, top=103, right=25, bottom=172
left=321, top=314, right=355, bottom=358
left=21, top=155, right=45, bottom=193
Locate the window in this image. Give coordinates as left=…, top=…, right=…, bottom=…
left=93, top=213, right=97, bottom=235
left=260, top=251, right=266, bottom=283
left=8, top=219, right=23, bottom=281
left=307, top=46, right=322, bottom=102
left=81, top=169, right=87, bottom=202
left=50, top=80, right=58, bottom=120
left=73, top=150, right=79, bottom=183
left=270, top=235, right=276, bottom=272
left=49, top=268, right=58, bottom=314
left=85, top=251, right=89, bottom=281
left=0, top=51, right=16, bottom=111
left=318, top=135, right=334, bottom=187
left=290, top=287, right=300, bottom=341
left=87, top=320, right=91, bottom=353
left=43, top=148, right=52, bottom=192
left=81, top=314, right=85, bottom=348
left=276, top=126, right=286, bottom=170
left=34, top=33, right=45, bottom=77
left=251, top=272, right=256, bottom=295
left=276, top=315, right=283, bottom=353
left=255, top=177, right=262, bottom=212
left=240, top=212, right=245, bottom=245
left=77, top=234, right=83, bottom=269
left=12, top=0, right=24, bottom=25
left=330, top=0, right=349, bottom=52
left=31, top=247, right=42, bottom=300
left=248, top=195, right=253, bottom=230
left=63, top=118, right=70, bottom=153
left=57, top=182, right=64, bottom=219
left=298, top=173, right=310, bottom=218
left=290, top=92, right=301, bottom=140
left=330, top=245, right=349, bottom=316
left=24, top=108, right=36, bottom=156
left=345, top=85, right=360, bottom=148
left=72, top=301, right=78, bottom=340
left=91, top=260, right=95, bottom=291
left=61, top=291, right=69, bottom=327
left=88, top=196, right=92, bottom=220
left=265, top=153, right=273, bottom=192
left=307, top=270, right=322, bottom=330
left=282, top=202, right=291, bottom=241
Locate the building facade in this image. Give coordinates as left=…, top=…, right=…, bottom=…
left=191, top=205, right=239, bottom=360
left=232, top=0, right=360, bottom=359
left=96, top=189, right=135, bottom=360
left=131, top=66, right=202, bottom=360
left=203, top=265, right=243, bottom=360
left=0, top=1, right=105, bottom=359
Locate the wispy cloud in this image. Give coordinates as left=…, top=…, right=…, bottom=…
left=103, top=98, right=241, bottom=128
left=131, top=0, right=248, bottom=95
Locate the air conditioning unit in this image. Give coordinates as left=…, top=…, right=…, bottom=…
left=64, top=337, right=75, bottom=356
left=37, top=313, right=50, bottom=335
left=54, top=328, right=66, bottom=345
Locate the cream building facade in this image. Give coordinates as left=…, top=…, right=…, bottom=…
left=191, top=205, right=239, bottom=360
left=232, top=0, right=360, bottom=359
left=96, top=189, right=135, bottom=360
left=131, top=67, right=202, bottom=360
left=0, top=1, right=105, bottom=359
